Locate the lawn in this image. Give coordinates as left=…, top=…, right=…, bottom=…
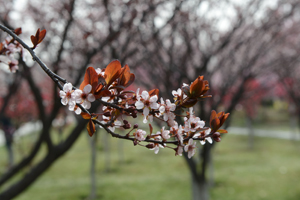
left=0, top=128, right=299, bottom=200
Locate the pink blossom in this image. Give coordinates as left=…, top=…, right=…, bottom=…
left=184, top=138, right=197, bottom=159
left=72, top=84, right=95, bottom=109
left=59, top=83, right=74, bottom=106
left=175, top=145, right=183, bottom=156
left=184, top=108, right=205, bottom=133
left=135, top=90, right=159, bottom=123
left=68, top=101, right=82, bottom=115
left=158, top=126, right=170, bottom=140
left=134, top=129, right=146, bottom=141
left=199, top=128, right=213, bottom=145
left=159, top=98, right=176, bottom=121
left=149, top=135, right=164, bottom=154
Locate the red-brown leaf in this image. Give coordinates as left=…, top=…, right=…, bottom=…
left=87, top=119, right=95, bottom=137
left=14, top=28, right=22, bottom=35
left=81, top=112, right=91, bottom=119
left=149, top=88, right=159, bottom=97
left=38, top=29, right=46, bottom=44
left=217, top=129, right=228, bottom=134
left=190, top=77, right=204, bottom=98
left=181, top=98, right=197, bottom=108
left=119, top=64, right=131, bottom=86
left=80, top=67, right=98, bottom=91
left=35, top=29, right=40, bottom=38
left=105, top=60, right=122, bottom=87
left=210, top=110, right=217, bottom=127
left=149, top=123, right=153, bottom=134
left=30, top=35, right=37, bottom=47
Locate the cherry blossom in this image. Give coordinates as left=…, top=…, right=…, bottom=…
left=135, top=90, right=159, bottom=123
left=68, top=101, right=82, bottom=115
left=184, top=108, right=205, bottom=133
left=172, top=125, right=183, bottom=145
left=156, top=126, right=170, bottom=140
left=134, top=129, right=146, bottom=141
left=184, top=138, right=197, bottom=159
left=59, top=83, right=74, bottom=106
left=72, top=84, right=95, bottom=109
left=172, top=86, right=187, bottom=100
left=199, top=128, right=213, bottom=145
left=159, top=98, right=176, bottom=122
left=149, top=135, right=164, bottom=154
left=175, top=145, right=183, bottom=156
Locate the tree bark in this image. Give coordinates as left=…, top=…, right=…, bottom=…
left=191, top=175, right=209, bottom=200
left=87, top=131, right=97, bottom=199
left=103, top=131, right=110, bottom=172
left=246, top=115, right=254, bottom=150
left=0, top=115, right=92, bottom=200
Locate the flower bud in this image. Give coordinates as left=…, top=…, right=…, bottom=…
left=122, top=123, right=131, bottom=129
left=146, top=143, right=155, bottom=149
left=133, top=124, right=139, bottom=129
left=212, top=132, right=221, bottom=142
left=123, top=120, right=129, bottom=124
left=132, top=110, right=138, bottom=118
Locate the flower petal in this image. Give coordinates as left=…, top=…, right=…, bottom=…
left=141, top=91, right=149, bottom=100
left=135, top=101, right=144, bottom=109
left=87, top=94, right=95, bottom=102
left=83, top=84, right=92, bottom=93
left=143, top=107, right=149, bottom=116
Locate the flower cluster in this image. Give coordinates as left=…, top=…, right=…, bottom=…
left=0, top=25, right=229, bottom=159
left=0, top=28, right=23, bottom=73
left=59, top=82, right=95, bottom=115
left=58, top=60, right=230, bottom=159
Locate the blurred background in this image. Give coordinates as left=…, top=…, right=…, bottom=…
left=0, top=0, right=300, bottom=199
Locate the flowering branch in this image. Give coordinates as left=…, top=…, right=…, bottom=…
left=0, top=24, right=230, bottom=159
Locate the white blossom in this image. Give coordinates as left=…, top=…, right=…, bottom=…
left=158, top=126, right=170, bottom=140
left=72, top=84, right=95, bottom=109
left=135, top=91, right=159, bottom=123
left=159, top=98, right=176, bottom=121
left=199, top=128, right=213, bottom=145
left=184, top=138, right=197, bottom=159
left=60, top=83, right=74, bottom=106
left=135, top=129, right=147, bottom=141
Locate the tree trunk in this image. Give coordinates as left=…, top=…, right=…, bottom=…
left=246, top=115, right=254, bottom=150
left=87, top=131, right=97, bottom=199
left=191, top=175, right=209, bottom=200
left=6, top=144, right=14, bottom=168
left=118, top=139, right=124, bottom=164
left=103, top=132, right=110, bottom=172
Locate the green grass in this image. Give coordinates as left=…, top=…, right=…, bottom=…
left=230, top=105, right=291, bottom=130
left=212, top=135, right=300, bottom=200
left=0, top=129, right=300, bottom=200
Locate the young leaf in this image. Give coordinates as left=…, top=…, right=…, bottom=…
left=30, top=35, right=37, bottom=47
left=14, top=28, right=22, bottom=35
left=149, top=123, right=153, bottom=134
left=119, top=64, right=135, bottom=87
left=87, top=119, right=96, bottom=137
left=105, top=60, right=122, bottom=87
left=149, top=88, right=159, bottom=97
left=80, top=67, right=98, bottom=91
left=217, top=129, right=228, bottom=134
left=37, top=29, right=46, bottom=44
left=81, top=112, right=91, bottom=120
